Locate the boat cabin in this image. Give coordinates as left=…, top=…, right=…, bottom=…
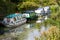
left=2, top=13, right=27, bottom=27
left=22, top=11, right=36, bottom=19
left=35, top=6, right=50, bottom=16
left=43, top=6, right=50, bottom=14
left=35, top=8, right=44, bottom=16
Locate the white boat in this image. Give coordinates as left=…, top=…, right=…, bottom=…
left=2, top=13, right=27, bottom=27
left=43, top=6, right=50, bottom=14
left=35, top=6, right=50, bottom=16
left=35, top=8, right=44, bottom=16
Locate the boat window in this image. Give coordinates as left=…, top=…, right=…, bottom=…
left=17, top=16, right=21, bottom=20
left=10, top=18, right=14, bottom=23
left=7, top=18, right=10, bottom=22
left=14, top=17, right=16, bottom=21
left=10, top=21, right=13, bottom=23
left=15, top=16, right=18, bottom=20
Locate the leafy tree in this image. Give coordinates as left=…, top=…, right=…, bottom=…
left=56, top=0, right=60, bottom=5
left=0, top=0, right=16, bottom=20
left=18, top=1, right=39, bottom=11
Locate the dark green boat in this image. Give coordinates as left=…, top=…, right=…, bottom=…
left=22, top=11, right=38, bottom=20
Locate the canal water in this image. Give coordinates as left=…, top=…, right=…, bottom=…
left=0, top=16, right=50, bottom=40
left=24, top=23, right=49, bottom=40
left=0, top=23, right=49, bottom=40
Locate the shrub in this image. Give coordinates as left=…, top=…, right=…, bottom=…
left=40, top=26, right=60, bottom=40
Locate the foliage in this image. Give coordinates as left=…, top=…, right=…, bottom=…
left=0, top=0, right=16, bottom=20
left=42, top=5, right=60, bottom=28
left=56, top=0, right=60, bottom=5
left=18, top=1, right=39, bottom=11
left=16, top=0, right=60, bottom=12
left=40, top=26, right=60, bottom=40
left=0, top=0, right=16, bottom=14
left=50, top=5, right=59, bottom=12
left=0, top=0, right=60, bottom=15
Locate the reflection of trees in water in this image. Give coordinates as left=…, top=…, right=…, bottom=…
left=25, top=23, right=35, bottom=28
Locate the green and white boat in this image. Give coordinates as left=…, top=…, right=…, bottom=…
left=2, top=13, right=27, bottom=27
left=22, top=11, right=38, bottom=20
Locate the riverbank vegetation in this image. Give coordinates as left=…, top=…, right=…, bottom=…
left=35, top=26, right=60, bottom=40
left=43, top=5, right=60, bottom=28
left=39, top=1, right=60, bottom=39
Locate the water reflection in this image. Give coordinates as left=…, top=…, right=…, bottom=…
left=25, top=29, right=39, bottom=40
left=0, top=22, right=49, bottom=40
left=23, top=23, right=49, bottom=40
left=8, top=23, right=35, bottom=36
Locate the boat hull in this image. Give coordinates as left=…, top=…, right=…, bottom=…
left=2, top=19, right=27, bottom=27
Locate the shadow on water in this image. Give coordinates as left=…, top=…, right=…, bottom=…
left=0, top=21, right=7, bottom=35
left=0, top=24, right=5, bottom=35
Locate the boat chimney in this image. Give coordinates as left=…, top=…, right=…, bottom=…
left=16, top=11, right=19, bottom=14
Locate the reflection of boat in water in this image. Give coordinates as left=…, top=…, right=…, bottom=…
left=2, top=13, right=27, bottom=27
left=36, top=16, right=48, bottom=23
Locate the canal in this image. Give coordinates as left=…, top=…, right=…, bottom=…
left=0, top=16, right=50, bottom=40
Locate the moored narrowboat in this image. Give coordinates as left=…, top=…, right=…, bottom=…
left=22, top=11, right=38, bottom=21
left=2, top=13, right=27, bottom=27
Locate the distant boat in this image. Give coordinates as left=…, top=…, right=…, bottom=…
left=35, top=8, right=44, bottom=16
left=35, top=6, right=50, bottom=16
left=43, top=6, right=50, bottom=14
left=22, top=10, right=37, bottom=20
left=2, top=13, right=27, bottom=27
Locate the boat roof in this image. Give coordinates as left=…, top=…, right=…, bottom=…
left=6, top=13, right=22, bottom=18
left=37, top=8, right=43, bottom=10
left=23, top=10, right=34, bottom=13
left=43, top=6, right=50, bottom=10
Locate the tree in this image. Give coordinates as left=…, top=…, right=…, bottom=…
left=0, top=0, right=16, bottom=20
left=56, top=0, right=60, bottom=5
left=18, top=1, right=39, bottom=11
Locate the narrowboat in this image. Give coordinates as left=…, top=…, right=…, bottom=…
left=43, top=6, right=50, bottom=14
left=35, top=8, right=44, bottom=16
left=35, top=6, right=50, bottom=16
left=22, top=11, right=38, bottom=21
left=2, top=13, right=27, bottom=27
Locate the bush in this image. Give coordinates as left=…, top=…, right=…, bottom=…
left=40, top=26, right=60, bottom=40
